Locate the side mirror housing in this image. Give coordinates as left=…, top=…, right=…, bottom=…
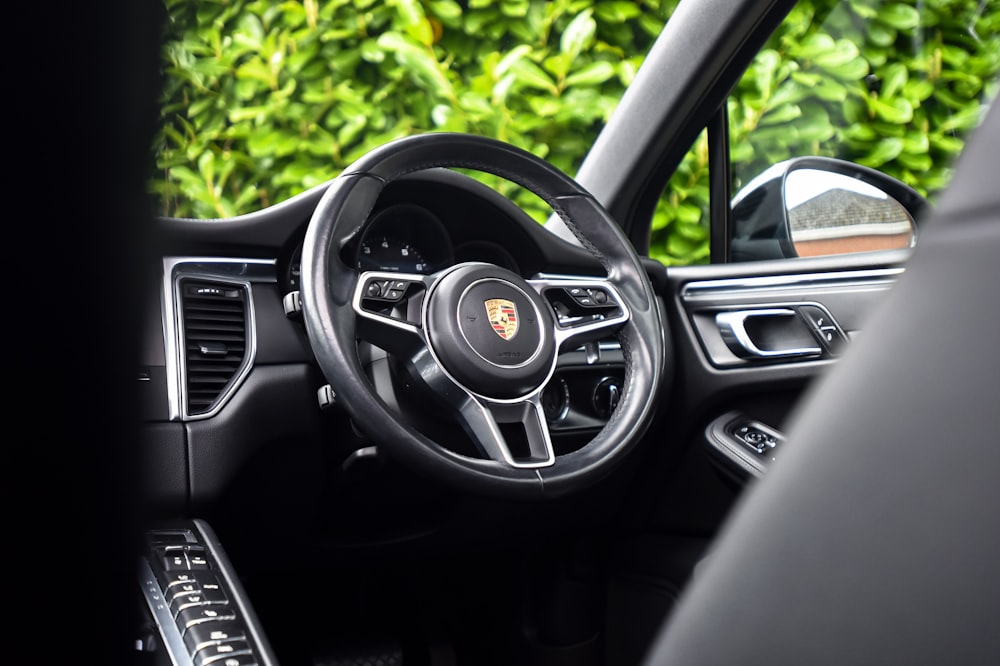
left=729, top=157, right=929, bottom=262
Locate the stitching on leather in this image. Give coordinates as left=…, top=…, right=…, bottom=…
left=601, top=328, right=634, bottom=434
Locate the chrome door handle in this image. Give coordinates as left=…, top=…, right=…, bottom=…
left=716, top=309, right=822, bottom=360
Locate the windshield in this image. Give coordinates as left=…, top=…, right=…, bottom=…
left=152, top=0, right=999, bottom=269
left=151, top=0, right=676, bottom=221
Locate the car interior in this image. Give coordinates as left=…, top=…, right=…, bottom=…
left=34, top=0, right=998, bottom=664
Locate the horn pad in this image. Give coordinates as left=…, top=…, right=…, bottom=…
left=424, top=264, right=556, bottom=399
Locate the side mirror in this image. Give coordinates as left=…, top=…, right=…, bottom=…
left=729, top=157, right=928, bottom=262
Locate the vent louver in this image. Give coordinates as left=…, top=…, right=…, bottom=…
left=180, top=280, right=249, bottom=416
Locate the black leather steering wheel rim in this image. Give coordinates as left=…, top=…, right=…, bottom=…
left=300, top=133, right=664, bottom=498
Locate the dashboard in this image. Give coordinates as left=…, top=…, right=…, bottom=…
left=144, top=168, right=633, bottom=514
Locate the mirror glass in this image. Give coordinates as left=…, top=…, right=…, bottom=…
left=785, top=169, right=916, bottom=258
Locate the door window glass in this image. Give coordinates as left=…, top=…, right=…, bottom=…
left=727, top=0, right=999, bottom=260
left=651, top=0, right=999, bottom=266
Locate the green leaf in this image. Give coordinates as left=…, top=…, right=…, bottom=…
left=527, top=96, right=562, bottom=118
left=877, top=4, right=921, bottom=31
left=903, top=78, right=935, bottom=102
left=795, top=106, right=836, bottom=143
left=509, top=59, right=559, bottom=95
left=595, top=1, right=642, bottom=23
left=824, top=57, right=870, bottom=80
left=879, top=63, right=908, bottom=99
left=543, top=52, right=573, bottom=81
left=792, top=33, right=836, bottom=60
left=394, top=0, right=425, bottom=27
left=560, top=9, right=596, bottom=60
left=813, top=39, right=860, bottom=68
left=667, top=233, right=698, bottom=256
left=848, top=1, right=878, bottom=19
left=897, top=152, right=932, bottom=171
left=865, top=23, right=896, bottom=47
left=491, top=74, right=516, bottom=104
left=360, top=38, right=386, bottom=63
left=495, top=45, right=533, bottom=79
left=376, top=32, right=455, bottom=99
left=937, top=103, right=984, bottom=133
left=928, top=133, right=965, bottom=154
left=500, top=0, right=529, bottom=18
left=860, top=137, right=904, bottom=167
left=565, top=61, right=616, bottom=87
left=811, top=78, right=850, bottom=102
left=759, top=103, right=802, bottom=126
left=869, top=96, right=913, bottom=123
left=429, top=0, right=462, bottom=22
left=675, top=210, right=706, bottom=231
left=901, top=131, right=929, bottom=154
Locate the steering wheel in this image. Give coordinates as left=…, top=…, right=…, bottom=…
left=300, top=133, right=664, bottom=498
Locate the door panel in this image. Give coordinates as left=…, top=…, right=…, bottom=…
left=605, top=249, right=909, bottom=660
left=664, top=251, right=906, bottom=481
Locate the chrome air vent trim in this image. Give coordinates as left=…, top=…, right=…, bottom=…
left=162, top=257, right=275, bottom=421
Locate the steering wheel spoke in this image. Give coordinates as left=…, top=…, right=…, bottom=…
left=455, top=393, right=556, bottom=469
left=353, top=270, right=434, bottom=355
left=529, top=275, right=630, bottom=349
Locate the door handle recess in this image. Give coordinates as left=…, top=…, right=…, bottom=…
left=716, top=309, right=822, bottom=360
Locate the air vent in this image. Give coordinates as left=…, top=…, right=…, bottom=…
left=179, top=280, right=250, bottom=417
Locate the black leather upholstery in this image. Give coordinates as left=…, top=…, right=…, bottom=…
left=643, top=102, right=1000, bottom=663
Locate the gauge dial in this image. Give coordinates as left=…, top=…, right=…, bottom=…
left=358, top=236, right=431, bottom=274
left=354, top=204, right=453, bottom=275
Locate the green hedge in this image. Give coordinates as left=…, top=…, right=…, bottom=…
left=151, top=0, right=998, bottom=266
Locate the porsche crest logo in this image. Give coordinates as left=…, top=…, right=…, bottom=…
left=485, top=298, right=518, bottom=341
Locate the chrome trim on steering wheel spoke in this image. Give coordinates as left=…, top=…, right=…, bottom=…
left=401, top=343, right=556, bottom=469
left=455, top=391, right=557, bottom=469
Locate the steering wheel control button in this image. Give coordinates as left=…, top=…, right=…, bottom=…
left=566, top=286, right=615, bottom=308
left=546, top=285, right=624, bottom=329
left=363, top=278, right=414, bottom=303
left=567, top=286, right=614, bottom=306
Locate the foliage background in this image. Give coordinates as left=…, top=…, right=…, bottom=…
left=152, top=0, right=999, bottom=266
